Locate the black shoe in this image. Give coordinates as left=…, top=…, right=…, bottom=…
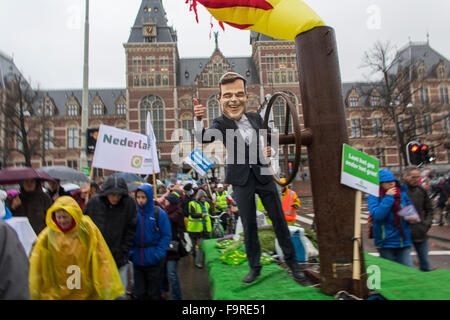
left=285, top=261, right=305, bottom=280
left=242, top=268, right=261, bottom=284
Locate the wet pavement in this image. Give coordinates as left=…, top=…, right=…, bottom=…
left=178, top=252, right=212, bottom=300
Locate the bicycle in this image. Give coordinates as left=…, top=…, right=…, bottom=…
left=210, top=212, right=226, bottom=239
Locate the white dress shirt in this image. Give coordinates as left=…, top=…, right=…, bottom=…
left=193, top=114, right=254, bottom=144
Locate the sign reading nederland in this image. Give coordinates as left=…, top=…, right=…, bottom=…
left=340, top=144, right=379, bottom=197
left=184, top=148, right=214, bottom=177
left=92, top=124, right=160, bottom=174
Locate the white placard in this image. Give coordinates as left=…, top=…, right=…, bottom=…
left=92, top=124, right=160, bottom=174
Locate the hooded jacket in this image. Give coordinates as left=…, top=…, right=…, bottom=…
left=29, top=196, right=124, bottom=300
left=368, top=175, right=413, bottom=248
left=14, top=180, right=52, bottom=235
left=130, top=184, right=171, bottom=267
left=83, top=176, right=137, bottom=268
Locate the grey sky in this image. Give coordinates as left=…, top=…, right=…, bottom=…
left=0, top=0, right=449, bottom=89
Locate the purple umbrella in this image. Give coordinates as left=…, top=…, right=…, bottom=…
left=0, top=166, right=55, bottom=185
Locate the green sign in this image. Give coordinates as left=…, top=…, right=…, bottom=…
left=340, top=144, right=379, bottom=196
left=82, top=167, right=90, bottom=177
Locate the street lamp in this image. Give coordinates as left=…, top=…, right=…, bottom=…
left=80, top=0, right=90, bottom=173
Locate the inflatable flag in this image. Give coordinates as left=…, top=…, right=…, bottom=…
left=186, top=0, right=325, bottom=41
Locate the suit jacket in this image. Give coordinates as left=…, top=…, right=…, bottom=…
left=196, top=112, right=272, bottom=186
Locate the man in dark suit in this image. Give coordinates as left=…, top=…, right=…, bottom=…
left=193, top=72, right=304, bottom=283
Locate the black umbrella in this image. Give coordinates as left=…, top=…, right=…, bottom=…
left=127, top=182, right=142, bottom=193
left=110, top=172, right=145, bottom=183
left=39, top=166, right=90, bottom=182
left=0, top=167, right=55, bottom=185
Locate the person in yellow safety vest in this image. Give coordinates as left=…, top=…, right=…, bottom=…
left=187, top=189, right=211, bottom=268
left=213, top=183, right=234, bottom=232
left=213, top=184, right=229, bottom=213
left=280, top=178, right=301, bottom=225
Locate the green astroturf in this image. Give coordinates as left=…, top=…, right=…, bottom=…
left=201, top=239, right=450, bottom=300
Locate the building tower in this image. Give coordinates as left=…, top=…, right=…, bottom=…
left=124, top=0, right=179, bottom=177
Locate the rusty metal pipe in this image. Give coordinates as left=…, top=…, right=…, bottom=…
left=274, top=128, right=313, bottom=146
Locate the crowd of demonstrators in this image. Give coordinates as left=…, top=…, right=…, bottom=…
left=2, top=170, right=293, bottom=300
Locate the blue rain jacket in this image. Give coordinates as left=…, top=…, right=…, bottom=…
left=130, top=184, right=171, bottom=266
left=367, top=185, right=413, bottom=248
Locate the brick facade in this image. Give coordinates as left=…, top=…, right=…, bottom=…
left=1, top=1, right=448, bottom=181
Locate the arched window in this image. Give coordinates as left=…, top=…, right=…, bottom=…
left=272, top=92, right=296, bottom=134
left=439, top=86, right=449, bottom=105
left=208, top=95, right=221, bottom=126
left=140, top=95, right=165, bottom=141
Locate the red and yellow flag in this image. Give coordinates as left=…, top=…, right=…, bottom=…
left=187, top=0, right=325, bottom=41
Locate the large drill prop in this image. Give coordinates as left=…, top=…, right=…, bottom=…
left=264, top=27, right=369, bottom=298
left=298, top=26, right=369, bottom=297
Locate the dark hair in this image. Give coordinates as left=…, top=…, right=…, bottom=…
left=403, top=167, right=421, bottom=176
left=218, top=72, right=247, bottom=97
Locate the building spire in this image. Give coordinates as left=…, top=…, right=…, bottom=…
left=214, top=31, right=219, bottom=50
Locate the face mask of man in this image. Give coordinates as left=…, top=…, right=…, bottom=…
left=219, top=79, right=248, bottom=121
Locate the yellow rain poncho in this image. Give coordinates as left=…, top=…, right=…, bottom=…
left=29, top=196, right=124, bottom=300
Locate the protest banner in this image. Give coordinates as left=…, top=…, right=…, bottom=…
left=184, top=148, right=214, bottom=177
left=340, top=144, right=379, bottom=197
left=92, top=124, right=159, bottom=174
left=340, top=144, right=379, bottom=282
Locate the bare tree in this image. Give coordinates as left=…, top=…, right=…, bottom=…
left=359, top=41, right=449, bottom=172
left=1, top=75, right=39, bottom=167
left=0, top=74, right=57, bottom=167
